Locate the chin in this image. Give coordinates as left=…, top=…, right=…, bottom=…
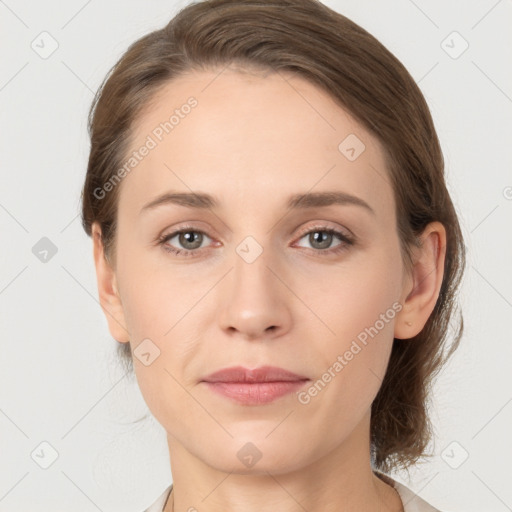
left=196, top=434, right=313, bottom=476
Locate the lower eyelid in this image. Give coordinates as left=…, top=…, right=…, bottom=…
left=295, top=230, right=352, bottom=250
left=160, top=230, right=212, bottom=251
left=296, top=226, right=352, bottom=242
left=158, top=226, right=353, bottom=255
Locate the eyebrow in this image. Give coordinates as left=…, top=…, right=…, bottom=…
left=140, top=190, right=375, bottom=216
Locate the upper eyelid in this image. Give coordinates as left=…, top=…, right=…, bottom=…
left=162, top=222, right=348, bottom=237
left=295, top=222, right=352, bottom=238
left=160, top=223, right=351, bottom=247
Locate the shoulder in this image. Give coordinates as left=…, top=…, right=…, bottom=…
left=374, top=471, right=444, bottom=512
left=141, top=484, right=173, bottom=512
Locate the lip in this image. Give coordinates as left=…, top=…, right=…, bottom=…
left=201, top=365, right=310, bottom=405
left=202, top=365, right=308, bottom=383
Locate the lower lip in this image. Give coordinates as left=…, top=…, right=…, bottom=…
left=203, top=380, right=309, bottom=405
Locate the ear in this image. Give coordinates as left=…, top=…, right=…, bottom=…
left=91, top=222, right=130, bottom=343
left=394, top=221, right=447, bottom=340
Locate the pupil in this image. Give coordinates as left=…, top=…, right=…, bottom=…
left=312, top=231, right=331, bottom=249
left=181, top=231, right=201, bottom=249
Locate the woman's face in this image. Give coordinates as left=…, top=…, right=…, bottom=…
left=95, top=66, right=416, bottom=474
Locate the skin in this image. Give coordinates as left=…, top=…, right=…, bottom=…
left=92, top=65, right=446, bottom=512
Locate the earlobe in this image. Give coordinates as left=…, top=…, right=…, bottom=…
left=91, top=222, right=130, bottom=343
left=394, top=221, right=446, bottom=340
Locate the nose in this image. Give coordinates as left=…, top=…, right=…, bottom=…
left=217, top=241, right=292, bottom=341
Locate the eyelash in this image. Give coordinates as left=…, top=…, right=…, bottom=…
left=155, top=224, right=355, bottom=258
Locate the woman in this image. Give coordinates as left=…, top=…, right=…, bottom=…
left=80, top=0, right=466, bottom=510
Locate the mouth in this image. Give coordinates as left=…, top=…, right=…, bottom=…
left=201, top=365, right=310, bottom=405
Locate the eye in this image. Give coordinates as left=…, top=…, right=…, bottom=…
left=156, top=224, right=355, bottom=258
left=294, top=226, right=354, bottom=255
left=157, top=227, right=213, bottom=257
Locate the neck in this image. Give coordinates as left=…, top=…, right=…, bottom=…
left=163, top=411, right=403, bottom=512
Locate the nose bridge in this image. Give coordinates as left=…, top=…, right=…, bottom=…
left=217, top=232, right=291, bottom=338
left=232, top=232, right=277, bottom=303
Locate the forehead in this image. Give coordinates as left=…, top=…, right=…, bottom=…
left=118, top=67, right=394, bottom=222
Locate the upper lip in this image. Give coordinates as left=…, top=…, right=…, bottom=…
left=202, top=365, right=309, bottom=383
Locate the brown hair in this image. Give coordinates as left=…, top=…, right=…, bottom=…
left=80, top=0, right=466, bottom=473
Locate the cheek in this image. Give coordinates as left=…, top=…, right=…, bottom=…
left=299, top=250, right=402, bottom=405
left=298, top=297, right=398, bottom=434
left=115, top=242, right=205, bottom=387
left=115, top=239, right=176, bottom=336
left=302, top=247, right=402, bottom=349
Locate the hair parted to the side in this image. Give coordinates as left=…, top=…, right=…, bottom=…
left=80, top=0, right=466, bottom=473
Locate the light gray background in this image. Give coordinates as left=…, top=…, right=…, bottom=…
left=1, top=0, right=511, bottom=511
